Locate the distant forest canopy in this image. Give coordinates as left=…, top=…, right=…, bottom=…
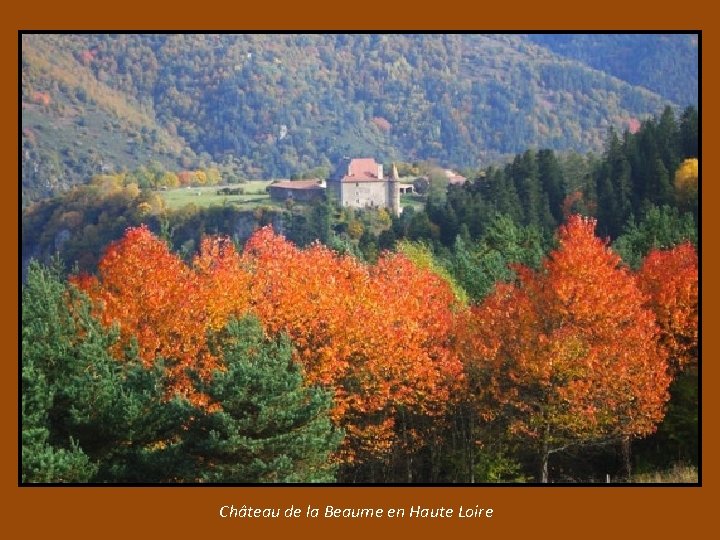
left=525, top=34, right=699, bottom=108
left=21, top=33, right=697, bottom=205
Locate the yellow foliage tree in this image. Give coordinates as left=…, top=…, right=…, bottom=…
left=396, top=240, right=468, bottom=306
left=194, top=170, right=208, bottom=186
left=160, top=171, right=180, bottom=188
left=674, top=158, right=698, bottom=214
left=124, top=182, right=140, bottom=198
left=348, top=219, right=364, bottom=240
left=206, top=167, right=222, bottom=186
left=675, top=158, right=698, bottom=190
left=376, top=207, right=391, bottom=228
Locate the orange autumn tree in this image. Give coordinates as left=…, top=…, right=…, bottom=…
left=636, top=243, right=698, bottom=471
left=242, top=227, right=367, bottom=392
left=76, top=225, right=463, bottom=464
left=242, top=227, right=464, bottom=461
left=360, top=252, right=464, bottom=463
left=72, top=226, right=233, bottom=408
left=460, top=215, right=670, bottom=482
left=193, top=235, right=252, bottom=332
left=637, top=242, right=698, bottom=375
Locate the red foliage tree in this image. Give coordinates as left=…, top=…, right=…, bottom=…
left=75, top=225, right=464, bottom=463
left=242, top=227, right=464, bottom=461
left=71, top=226, right=222, bottom=408
left=638, top=242, right=698, bottom=374
left=459, top=215, right=671, bottom=482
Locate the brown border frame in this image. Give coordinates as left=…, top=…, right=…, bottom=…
left=9, top=4, right=710, bottom=538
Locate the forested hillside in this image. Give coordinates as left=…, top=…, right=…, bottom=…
left=526, top=34, right=699, bottom=107
left=21, top=33, right=694, bottom=205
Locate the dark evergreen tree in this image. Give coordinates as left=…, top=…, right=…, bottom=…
left=613, top=205, right=697, bottom=269
left=510, top=150, right=542, bottom=229
left=22, top=261, right=97, bottom=482
left=679, top=106, right=699, bottom=158
left=634, top=370, right=698, bottom=471
left=635, top=120, right=663, bottom=209
left=487, top=167, right=523, bottom=226
left=648, top=157, right=673, bottom=209
left=391, top=206, right=415, bottom=240
left=657, top=105, right=681, bottom=173
left=308, top=196, right=332, bottom=245
left=358, top=228, right=379, bottom=262
left=185, top=316, right=341, bottom=483
left=407, top=211, right=436, bottom=241
left=378, top=226, right=398, bottom=251
left=595, top=130, right=633, bottom=238
left=537, top=149, right=566, bottom=224
left=21, top=261, right=189, bottom=483
left=437, top=202, right=460, bottom=247
left=446, top=214, right=544, bottom=302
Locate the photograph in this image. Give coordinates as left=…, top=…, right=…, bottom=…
left=20, top=32, right=699, bottom=487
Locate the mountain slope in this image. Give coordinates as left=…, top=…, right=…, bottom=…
left=21, top=34, right=195, bottom=203
left=526, top=33, right=699, bottom=107
left=21, top=33, right=694, bottom=204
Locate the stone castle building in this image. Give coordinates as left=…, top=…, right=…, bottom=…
left=326, top=157, right=401, bottom=215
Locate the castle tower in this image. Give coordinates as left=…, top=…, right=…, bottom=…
left=388, top=163, right=401, bottom=216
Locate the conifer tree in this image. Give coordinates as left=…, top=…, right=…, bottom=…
left=22, top=261, right=186, bottom=482
left=184, top=316, right=341, bottom=483
left=679, top=106, right=698, bottom=159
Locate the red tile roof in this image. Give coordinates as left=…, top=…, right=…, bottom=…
left=333, top=158, right=386, bottom=183
left=444, top=169, right=467, bottom=185
left=348, top=158, right=380, bottom=178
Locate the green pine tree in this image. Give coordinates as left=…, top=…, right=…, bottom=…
left=613, top=205, right=697, bottom=269
left=22, top=260, right=192, bottom=483
left=184, top=316, right=341, bottom=483
left=22, top=260, right=98, bottom=482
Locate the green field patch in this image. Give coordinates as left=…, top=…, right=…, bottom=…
left=159, top=181, right=284, bottom=210
left=400, top=193, right=426, bottom=212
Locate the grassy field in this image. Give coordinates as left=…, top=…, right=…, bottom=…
left=632, top=465, right=698, bottom=483
left=400, top=193, right=426, bottom=212
left=160, top=181, right=427, bottom=214
left=158, top=181, right=279, bottom=210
